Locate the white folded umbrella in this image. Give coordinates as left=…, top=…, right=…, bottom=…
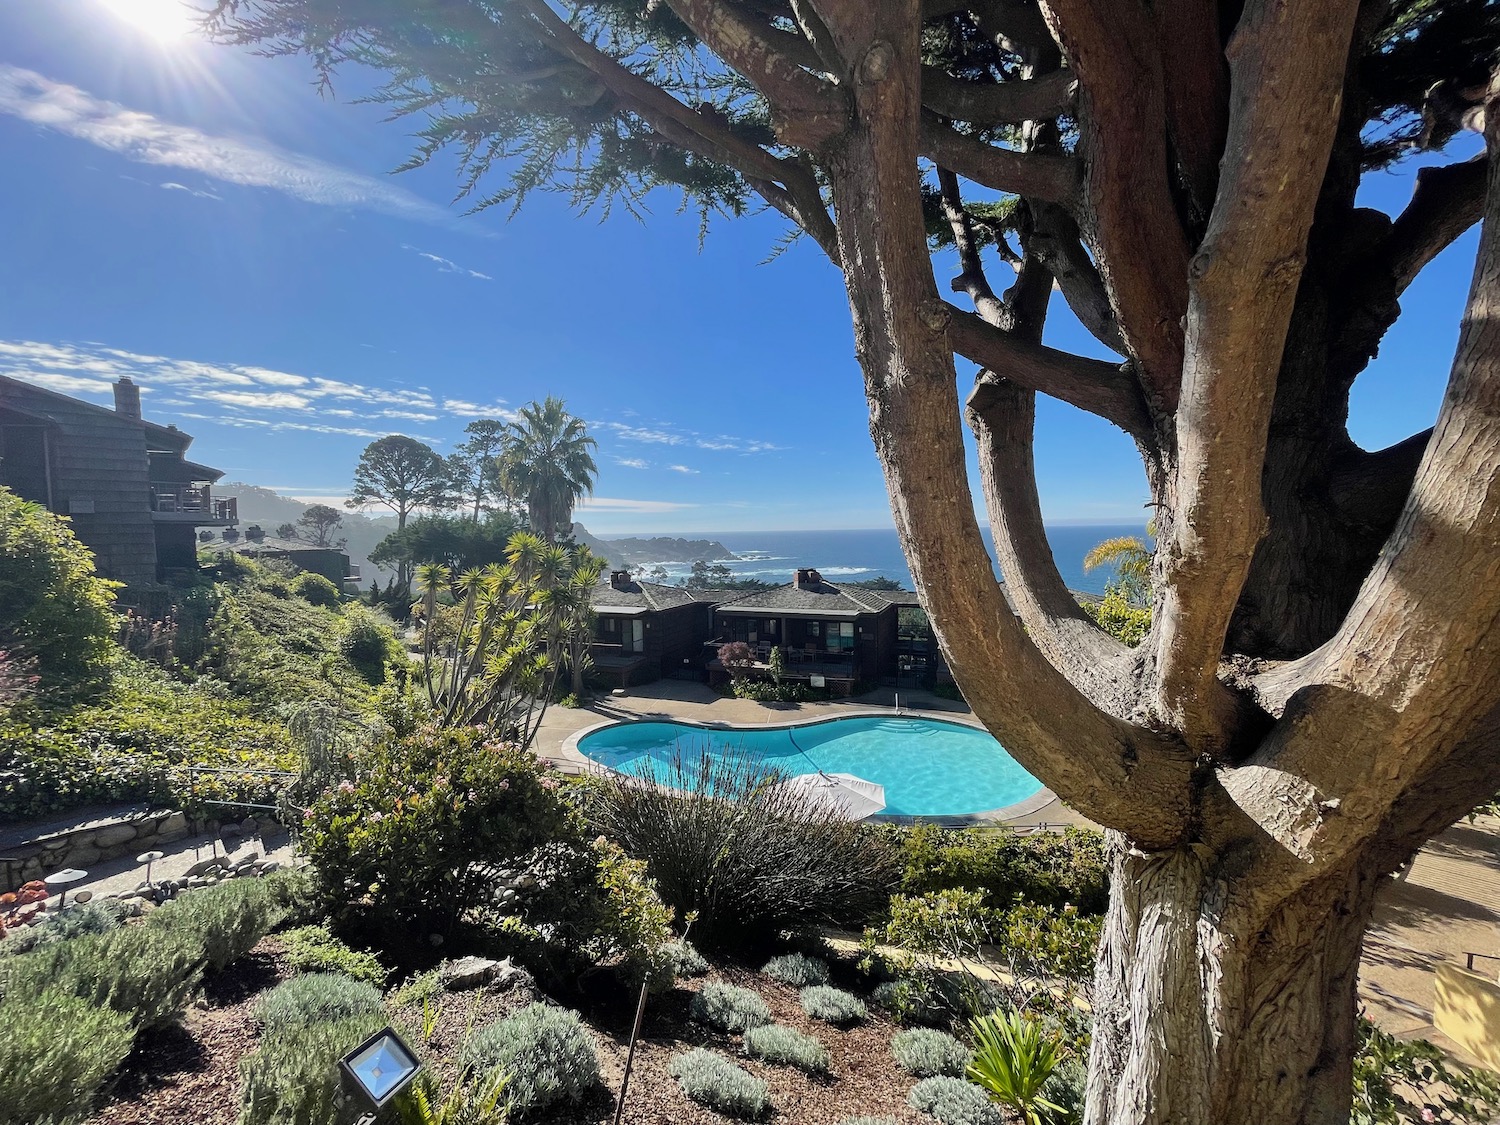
left=781, top=771, right=886, bottom=820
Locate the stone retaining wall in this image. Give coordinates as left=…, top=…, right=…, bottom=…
left=0, top=809, right=278, bottom=890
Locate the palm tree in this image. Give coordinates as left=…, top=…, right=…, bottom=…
left=1083, top=525, right=1155, bottom=607
left=498, top=397, right=599, bottom=540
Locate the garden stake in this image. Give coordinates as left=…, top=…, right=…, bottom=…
left=613, top=973, right=651, bottom=1125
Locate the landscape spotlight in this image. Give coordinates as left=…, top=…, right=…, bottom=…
left=337, top=1027, right=422, bottom=1116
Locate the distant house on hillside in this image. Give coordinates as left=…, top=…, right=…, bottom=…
left=589, top=570, right=714, bottom=686
left=204, top=535, right=359, bottom=591
left=708, top=568, right=902, bottom=694
left=0, top=375, right=236, bottom=587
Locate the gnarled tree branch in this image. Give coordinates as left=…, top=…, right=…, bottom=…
left=664, top=0, right=849, bottom=149
left=921, top=67, right=1076, bottom=126
left=947, top=308, right=1152, bottom=441
left=1038, top=0, right=1191, bottom=409
left=919, top=113, right=1083, bottom=204
left=812, top=0, right=1195, bottom=848
left=1145, top=0, right=1364, bottom=754
left=1380, top=155, right=1488, bottom=296
left=1029, top=201, right=1125, bottom=353
left=1226, top=69, right=1500, bottom=909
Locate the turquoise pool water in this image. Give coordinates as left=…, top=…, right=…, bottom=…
left=575, top=716, right=1043, bottom=817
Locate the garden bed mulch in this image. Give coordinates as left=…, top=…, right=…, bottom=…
left=405, top=960, right=934, bottom=1125
left=85, top=940, right=939, bottom=1125
left=86, top=937, right=290, bottom=1125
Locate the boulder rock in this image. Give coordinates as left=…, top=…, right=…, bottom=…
left=438, top=955, right=536, bottom=994
left=440, top=956, right=501, bottom=991
left=157, top=812, right=188, bottom=839
left=94, top=823, right=140, bottom=849
left=184, top=856, right=223, bottom=878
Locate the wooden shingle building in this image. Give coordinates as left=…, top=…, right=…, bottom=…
left=0, top=375, right=237, bottom=587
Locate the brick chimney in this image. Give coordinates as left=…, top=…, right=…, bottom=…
left=113, top=377, right=141, bottom=420
left=794, top=567, right=822, bottom=588
left=610, top=570, right=632, bottom=590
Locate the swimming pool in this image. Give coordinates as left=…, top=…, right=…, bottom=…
left=574, top=715, right=1044, bottom=818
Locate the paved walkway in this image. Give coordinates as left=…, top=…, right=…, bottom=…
left=1360, top=815, right=1500, bottom=1063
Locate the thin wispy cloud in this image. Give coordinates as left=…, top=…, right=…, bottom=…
left=616, top=457, right=650, bottom=469
left=576, top=497, right=698, bottom=514
left=668, top=464, right=699, bottom=474
left=0, top=339, right=495, bottom=437
left=0, top=66, right=452, bottom=225
left=443, top=398, right=512, bottom=418
left=599, top=421, right=685, bottom=445
left=402, top=244, right=492, bottom=280
left=160, top=181, right=221, bottom=201
left=695, top=435, right=782, bottom=453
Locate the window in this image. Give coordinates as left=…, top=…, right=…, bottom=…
left=826, top=621, right=855, bottom=651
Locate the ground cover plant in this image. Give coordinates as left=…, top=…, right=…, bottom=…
left=205, top=4, right=1500, bottom=1121
left=279, top=923, right=387, bottom=985
left=148, top=876, right=279, bottom=971
left=892, top=1029, right=971, bottom=1078
left=668, top=1048, right=772, bottom=1120
left=664, top=938, right=709, bottom=977
left=457, top=1002, right=599, bottom=1120
left=0, top=654, right=296, bottom=820
left=691, top=982, right=773, bottom=1034
left=254, top=972, right=385, bottom=1035
left=801, top=985, right=868, bottom=1026
left=3, top=921, right=205, bottom=1031
left=763, top=952, right=831, bottom=987
left=742, top=1024, right=832, bottom=1074
left=585, top=750, right=900, bottom=951
left=908, top=1076, right=1004, bottom=1125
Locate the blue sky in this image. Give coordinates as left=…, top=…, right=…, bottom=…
left=0, top=1, right=1482, bottom=534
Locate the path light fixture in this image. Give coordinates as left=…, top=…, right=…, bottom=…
left=337, top=1027, right=422, bottom=1121
left=137, top=850, right=164, bottom=886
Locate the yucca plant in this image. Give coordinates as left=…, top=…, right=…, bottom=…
left=966, top=1009, right=1066, bottom=1125
left=415, top=534, right=603, bottom=739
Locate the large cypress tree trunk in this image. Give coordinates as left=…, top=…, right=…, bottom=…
left=1086, top=843, right=1376, bottom=1125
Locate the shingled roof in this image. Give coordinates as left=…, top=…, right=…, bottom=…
left=591, top=576, right=701, bottom=613
left=714, top=578, right=895, bottom=617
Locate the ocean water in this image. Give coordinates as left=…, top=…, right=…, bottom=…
left=624, top=524, right=1150, bottom=597
left=578, top=715, right=1043, bottom=817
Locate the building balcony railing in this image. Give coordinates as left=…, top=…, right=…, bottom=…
left=150, top=485, right=237, bottom=524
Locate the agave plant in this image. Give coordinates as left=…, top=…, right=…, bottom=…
left=966, top=1009, right=1067, bottom=1125
left=415, top=532, right=603, bottom=742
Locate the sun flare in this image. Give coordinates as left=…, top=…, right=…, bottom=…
left=97, top=0, right=199, bottom=42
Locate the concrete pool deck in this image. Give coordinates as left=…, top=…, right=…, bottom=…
left=531, top=680, right=1091, bottom=829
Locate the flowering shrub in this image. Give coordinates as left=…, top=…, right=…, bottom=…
left=301, top=725, right=573, bottom=934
